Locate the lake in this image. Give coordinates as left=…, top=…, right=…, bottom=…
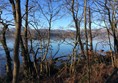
left=0, top=38, right=114, bottom=77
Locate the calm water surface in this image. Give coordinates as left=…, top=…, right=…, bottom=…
left=0, top=38, right=114, bottom=77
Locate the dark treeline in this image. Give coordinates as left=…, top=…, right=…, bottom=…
left=0, top=0, right=118, bottom=83
left=0, top=29, right=75, bottom=39
left=0, top=28, right=111, bottom=40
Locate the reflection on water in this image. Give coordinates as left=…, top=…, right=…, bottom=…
left=0, top=38, right=114, bottom=77
left=92, top=39, right=114, bottom=51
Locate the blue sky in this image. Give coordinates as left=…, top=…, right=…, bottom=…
left=0, top=0, right=107, bottom=30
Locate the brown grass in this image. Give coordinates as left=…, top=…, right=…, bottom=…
left=1, top=52, right=118, bottom=83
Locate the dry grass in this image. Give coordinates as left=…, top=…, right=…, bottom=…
left=1, top=52, right=118, bottom=83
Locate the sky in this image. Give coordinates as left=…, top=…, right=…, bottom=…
left=0, top=0, right=108, bottom=30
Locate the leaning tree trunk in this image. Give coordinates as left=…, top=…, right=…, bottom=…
left=1, top=24, right=12, bottom=82
left=71, top=0, right=85, bottom=59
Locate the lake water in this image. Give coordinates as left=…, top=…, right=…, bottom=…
left=0, top=38, right=114, bottom=77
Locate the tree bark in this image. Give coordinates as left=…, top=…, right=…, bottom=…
left=21, top=0, right=32, bottom=76
left=71, top=0, right=85, bottom=58
left=84, top=0, right=88, bottom=57
left=9, top=0, right=21, bottom=83
left=88, top=7, right=93, bottom=51
left=1, top=23, right=12, bottom=82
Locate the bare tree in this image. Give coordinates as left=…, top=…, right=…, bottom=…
left=0, top=12, right=12, bottom=82
left=88, top=7, right=93, bottom=51
left=64, top=0, right=86, bottom=74
left=9, top=0, right=22, bottom=83
left=36, top=0, right=62, bottom=61
left=84, top=0, right=91, bottom=82
left=104, top=0, right=118, bottom=52
left=20, top=0, right=33, bottom=77
left=70, top=0, right=85, bottom=58
left=94, top=0, right=118, bottom=52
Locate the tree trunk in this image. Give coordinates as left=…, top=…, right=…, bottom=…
left=21, top=0, right=32, bottom=76
left=84, top=0, right=88, bottom=57
left=84, top=0, right=90, bottom=83
left=9, top=0, right=22, bottom=83
left=88, top=7, right=93, bottom=51
left=104, top=0, right=118, bottom=52
left=24, top=0, right=31, bottom=63
left=71, top=0, right=85, bottom=59
left=113, top=25, right=118, bottom=52
left=1, top=24, right=12, bottom=82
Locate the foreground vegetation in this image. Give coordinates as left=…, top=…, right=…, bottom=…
left=0, top=50, right=118, bottom=83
